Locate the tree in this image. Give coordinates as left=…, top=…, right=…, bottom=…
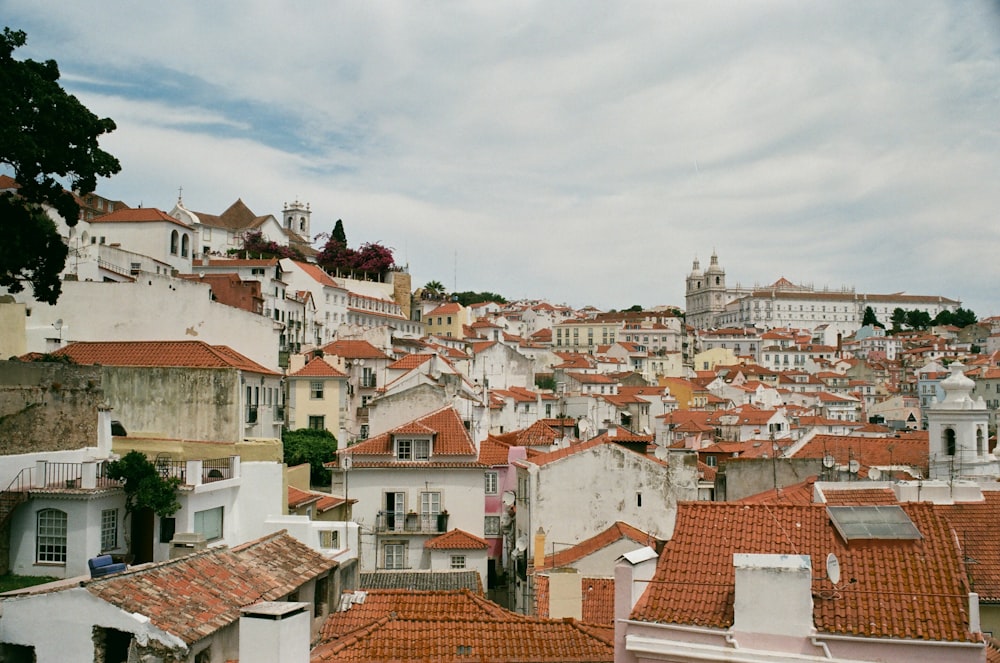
left=231, top=229, right=303, bottom=260
left=423, top=280, right=446, bottom=299
left=282, top=428, right=338, bottom=487
left=452, top=291, right=508, bottom=306
left=905, top=309, right=932, bottom=331
left=105, top=451, right=181, bottom=556
left=862, top=306, right=883, bottom=328
left=890, top=308, right=907, bottom=332
left=331, top=218, right=347, bottom=245
left=1, top=28, right=120, bottom=303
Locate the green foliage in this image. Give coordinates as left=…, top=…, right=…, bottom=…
left=332, top=218, right=347, bottom=245
left=283, top=428, right=338, bottom=486
left=624, top=305, right=643, bottom=312
left=1, top=27, right=120, bottom=303
left=535, top=375, right=557, bottom=391
left=0, top=573, right=58, bottom=592
left=934, top=307, right=978, bottom=328
left=452, top=291, right=508, bottom=306
left=105, top=451, right=181, bottom=518
left=422, top=280, right=446, bottom=299
left=890, top=308, right=907, bottom=331
left=904, top=309, right=932, bottom=330
left=862, top=306, right=883, bottom=328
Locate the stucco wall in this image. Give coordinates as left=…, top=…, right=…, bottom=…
left=0, top=300, right=27, bottom=359
left=0, top=361, right=104, bottom=454
left=100, top=366, right=240, bottom=441
left=716, top=457, right=823, bottom=502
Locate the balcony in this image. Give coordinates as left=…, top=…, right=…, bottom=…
left=360, top=376, right=377, bottom=389
left=154, top=455, right=240, bottom=486
left=375, top=511, right=449, bottom=534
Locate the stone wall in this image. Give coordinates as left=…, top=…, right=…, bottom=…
left=0, top=360, right=103, bottom=454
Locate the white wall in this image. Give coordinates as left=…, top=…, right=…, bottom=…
left=0, top=588, right=187, bottom=663
left=20, top=273, right=281, bottom=371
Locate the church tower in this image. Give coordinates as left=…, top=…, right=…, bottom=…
left=927, top=362, right=998, bottom=481
left=685, top=251, right=728, bottom=329
left=282, top=200, right=311, bottom=239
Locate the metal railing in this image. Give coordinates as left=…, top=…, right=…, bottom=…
left=375, top=511, right=448, bottom=534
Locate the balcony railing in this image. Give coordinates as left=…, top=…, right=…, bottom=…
left=246, top=406, right=258, bottom=424
left=375, top=510, right=448, bottom=534
left=156, top=456, right=238, bottom=485
left=360, top=376, right=377, bottom=389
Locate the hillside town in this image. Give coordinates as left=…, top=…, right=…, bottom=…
left=1, top=177, right=1000, bottom=662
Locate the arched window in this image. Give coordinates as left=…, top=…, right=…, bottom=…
left=977, top=428, right=985, bottom=456
left=181, top=234, right=190, bottom=258
left=715, top=276, right=720, bottom=285
left=170, top=230, right=179, bottom=255
left=944, top=428, right=956, bottom=456
left=37, top=508, right=67, bottom=563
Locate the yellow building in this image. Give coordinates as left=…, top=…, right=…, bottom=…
left=286, top=355, right=348, bottom=433
left=423, top=301, right=467, bottom=338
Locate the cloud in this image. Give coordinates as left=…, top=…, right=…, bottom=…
left=5, top=0, right=1000, bottom=314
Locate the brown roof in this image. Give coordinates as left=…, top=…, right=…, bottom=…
left=313, top=589, right=613, bottom=662
left=630, top=502, right=976, bottom=642
left=48, top=340, right=279, bottom=375
left=424, top=529, right=489, bottom=550
left=535, top=575, right=616, bottom=626
left=320, top=339, right=393, bottom=361
left=540, top=521, right=659, bottom=570
left=85, top=531, right=335, bottom=645
left=340, top=407, right=480, bottom=463
left=90, top=207, right=190, bottom=229
left=289, top=356, right=347, bottom=378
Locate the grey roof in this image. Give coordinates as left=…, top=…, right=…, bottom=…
left=359, top=570, right=483, bottom=593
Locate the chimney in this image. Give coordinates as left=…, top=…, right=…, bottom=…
left=533, top=527, right=546, bottom=570
left=97, top=404, right=113, bottom=457
left=733, top=554, right=813, bottom=637
left=547, top=568, right=582, bottom=620
left=614, top=547, right=658, bottom=662
left=239, top=601, right=310, bottom=663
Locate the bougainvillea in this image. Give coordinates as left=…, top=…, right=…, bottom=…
left=232, top=230, right=303, bottom=260
left=316, top=233, right=395, bottom=277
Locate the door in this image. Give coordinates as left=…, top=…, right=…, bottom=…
left=132, top=507, right=155, bottom=563
left=384, top=492, right=404, bottom=531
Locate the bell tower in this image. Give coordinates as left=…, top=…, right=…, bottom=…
left=282, top=199, right=311, bottom=238
left=927, top=362, right=997, bottom=481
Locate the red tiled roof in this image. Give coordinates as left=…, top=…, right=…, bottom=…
left=313, top=587, right=613, bottom=662
left=289, top=356, right=347, bottom=378
left=540, top=522, right=658, bottom=570
left=739, top=477, right=818, bottom=505
left=479, top=436, right=515, bottom=466
left=792, top=433, right=930, bottom=477
left=387, top=353, right=432, bottom=370
left=290, top=260, right=339, bottom=288
left=90, top=207, right=189, bottom=229
left=48, top=340, right=278, bottom=375
left=820, top=486, right=899, bottom=506
left=340, top=407, right=478, bottom=461
left=425, top=528, right=489, bottom=550
left=936, top=491, right=1000, bottom=602
left=320, top=339, right=392, bottom=361
left=85, top=531, right=335, bottom=645
left=631, top=502, right=975, bottom=642
left=534, top=575, right=616, bottom=626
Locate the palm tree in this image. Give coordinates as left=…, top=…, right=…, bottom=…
left=423, top=280, right=446, bottom=300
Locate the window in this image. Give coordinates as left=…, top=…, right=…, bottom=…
left=397, top=437, right=430, bottom=460
left=101, top=508, right=118, bottom=552
left=37, top=509, right=67, bottom=563
left=450, top=555, right=466, bottom=569
left=159, top=517, right=176, bottom=543
left=309, top=416, right=326, bottom=430
left=484, top=516, right=501, bottom=536
left=485, top=472, right=498, bottom=495
left=384, top=542, right=405, bottom=569
left=181, top=234, right=190, bottom=258
left=194, top=506, right=224, bottom=541
left=944, top=428, right=956, bottom=456
left=420, top=492, right=441, bottom=517
left=319, top=530, right=339, bottom=549
left=310, top=381, right=324, bottom=399
left=170, top=230, right=179, bottom=255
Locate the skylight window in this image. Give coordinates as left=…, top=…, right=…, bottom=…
left=827, top=506, right=922, bottom=542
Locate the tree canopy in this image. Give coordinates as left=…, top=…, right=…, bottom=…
left=282, top=427, right=338, bottom=487
left=1, top=27, right=120, bottom=303
left=316, top=221, right=395, bottom=277
left=452, top=290, right=508, bottom=306
left=231, top=229, right=303, bottom=261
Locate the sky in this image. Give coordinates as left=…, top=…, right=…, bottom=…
left=4, top=1, right=1000, bottom=316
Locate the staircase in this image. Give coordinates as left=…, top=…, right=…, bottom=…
left=0, top=469, right=31, bottom=528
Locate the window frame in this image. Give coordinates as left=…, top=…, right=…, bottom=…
left=36, top=508, right=67, bottom=564
left=484, top=471, right=498, bottom=495
left=384, top=542, right=406, bottom=570
left=310, top=381, right=324, bottom=399
left=194, top=506, right=224, bottom=542
left=100, top=508, right=118, bottom=552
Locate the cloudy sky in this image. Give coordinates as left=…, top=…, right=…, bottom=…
left=4, top=2, right=1000, bottom=315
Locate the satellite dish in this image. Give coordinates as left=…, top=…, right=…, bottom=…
left=848, top=459, right=860, bottom=474
left=515, top=536, right=528, bottom=553
left=826, top=552, right=841, bottom=585
left=578, top=418, right=591, bottom=435
left=501, top=491, right=516, bottom=507
left=822, top=455, right=836, bottom=469
left=653, top=446, right=669, bottom=461
left=868, top=467, right=881, bottom=481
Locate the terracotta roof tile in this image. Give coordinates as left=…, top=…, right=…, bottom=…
left=936, top=492, right=1000, bottom=602
left=50, top=340, right=279, bottom=375
left=631, top=502, right=976, bottom=642
left=313, top=588, right=613, bottom=662
left=539, top=522, right=659, bottom=570
left=358, top=571, right=483, bottom=593
left=320, top=339, right=393, bottom=361
left=85, top=531, right=334, bottom=645
left=289, top=356, right=347, bottom=378
left=424, top=529, right=489, bottom=550
left=339, top=407, right=479, bottom=463
left=91, top=207, right=189, bottom=229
